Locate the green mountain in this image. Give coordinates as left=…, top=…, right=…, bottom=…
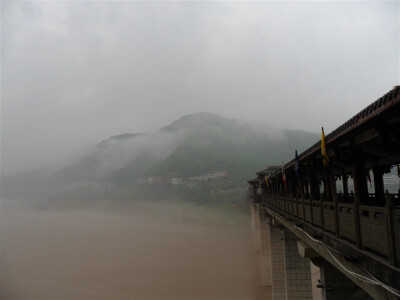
left=3, top=112, right=319, bottom=204
left=104, top=112, right=318, bottom=185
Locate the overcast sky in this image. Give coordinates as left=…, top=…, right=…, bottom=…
left=1, top=1, right=399, bottom=174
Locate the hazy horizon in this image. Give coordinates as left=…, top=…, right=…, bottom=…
left=1, top=3, right=399, bottom=299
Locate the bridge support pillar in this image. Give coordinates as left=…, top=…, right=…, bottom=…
left=260, top=215, right=272, bottom=286
left=313, top=259, right=373, bottom=300
left=250, top=202, right=261, bottom=251
left=250, top=202, right=273, bottom=287
left=283, top=229, right=313, bottom=300
left=270, top=225, right=287, bottom=299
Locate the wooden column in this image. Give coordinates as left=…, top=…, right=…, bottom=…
left=309, top=161, right=319, bottom=226
left=305, top=180, right=310, bottom=199
left=332, top=174, right=340, bottom=236
left=373, top=167, right=385, bottom=206
left=351, top=147, right=366, bottom=248
left=326, top=166, right=338, bottom=234
left=309, top=162, right=320, bottom=201
left=342, top=173, right=349, bottom=200
left=291, top=173, right=297, bottom=199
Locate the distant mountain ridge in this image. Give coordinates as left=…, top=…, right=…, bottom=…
left=161, top=112, right=236, bottom=132
left=148, top=112, right=318, bottom=182
left=96, top=133, right=144, bottom=149
left=58, top=112, right=318, bottom=184
left=2, top=112, right=319, bottom=202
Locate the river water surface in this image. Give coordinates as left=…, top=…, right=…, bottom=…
left=1, top=200, right=270, bottom=299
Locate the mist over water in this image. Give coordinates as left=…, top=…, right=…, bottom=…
left=3, top=2, right=396, bottom=299
left=1, top=200, right=269, bottom=299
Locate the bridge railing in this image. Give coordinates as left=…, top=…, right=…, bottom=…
left=260, top=192, right=400, bottom=267
left=338, top=203, right=357, bottom=242
left=323, top=202, right=336, bottom=233
left=359, top=205, right=390, bottom=257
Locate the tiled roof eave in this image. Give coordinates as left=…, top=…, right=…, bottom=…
left=282, top=86, right=400, bottom=172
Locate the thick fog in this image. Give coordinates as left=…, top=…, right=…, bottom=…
left=1, top=2, right=399, bottom=299
left=2, top=1, right=399, bottom=175
left=90, top=130, right=187, bottom=177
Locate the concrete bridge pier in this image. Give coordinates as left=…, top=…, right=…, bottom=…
left=269, top=221, right=287, bottom=299
left=283, top=228, right=313, bottom=300
left=310, top=258, right=373, bottom=300
left=265, top=220, right=314, bottom=300
left=298, top=242, right=374, bottom=300
left=260, top=213, right=272, bottom=287
left=250, top=202, right=272, bottom=288
left=250, top=202, right=261, bottom=251
left=250, top=202, right=315, bottom=300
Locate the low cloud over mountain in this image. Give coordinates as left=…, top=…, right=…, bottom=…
left=2, top=113, right=318, bottom=204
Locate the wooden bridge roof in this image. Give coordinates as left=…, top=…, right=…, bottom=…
left=256, top=166, right=281, bottom=176
left=247, top=177, right=259, bottom=184
left=269, top=85, right=400, bottom=176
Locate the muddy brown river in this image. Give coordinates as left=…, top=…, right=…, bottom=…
left=1, top=201, right=270, bottom=299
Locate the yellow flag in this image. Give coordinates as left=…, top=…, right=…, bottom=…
left=321, top=127, right=329, bottom=167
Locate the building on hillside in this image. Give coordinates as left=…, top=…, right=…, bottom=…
left=201, top=170, right=228, bottom=180
left=213, top=170, right=227, bottom=177
left=171, top=178, right=184, bottom=185
left=147, top=177, right=171, bottom=184
left=188, top=176, right=203, bottom=181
